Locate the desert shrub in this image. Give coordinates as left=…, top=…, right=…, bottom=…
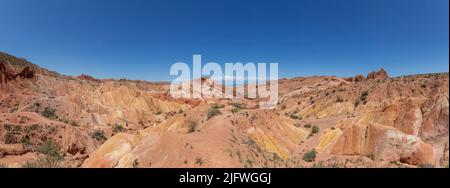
left=303, top=149, right=317, bottom=162
left=4, top=132, right=20, bottom=144
left=230, top=102, right=246, bottom=109
left=336, top=96, right=344, bottom=103
left=113, top=124, right=125, bottom=133
left=360, top=90, right=369, bottom=101
left=42, top=107, right=57, bottom=119
left=207, top=108, right=222, bottom=119
left=244, top=159, right=253, bottom=168
left=311, top=126, right=320, bottom=134
left=212, top=103, right=224, bottom=109
left=22, top=157, right=61, bottom=168
left=37, top=139, right=62, bottom=160
left=290, top=114, right=300, bottom=120
left=231, top=108, right=240, bottom=114
left=69, top=120, right=78, bottom=126
left=91, top=130, right=107, bottom=142
left=187, top=120, right=198, bottom=133
left=304, top=124, right=312, bottom=128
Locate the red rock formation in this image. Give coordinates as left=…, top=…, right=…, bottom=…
left=0, top=62, right=15, bottom=86
left=78, top=74, right=101, bottom=82
left=367, top=68, right=389, bottom=80
left=15, top=66, right=35, bottom=79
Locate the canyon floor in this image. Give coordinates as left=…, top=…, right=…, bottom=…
left=0, top=51, right=448, bottom=168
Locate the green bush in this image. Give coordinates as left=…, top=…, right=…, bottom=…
left=360, top=91, right=369, bottom=101
left=303, top=149, right=317, bottom=162
left=37, top=139, right=62, bottom=160
left=207, top=108, right=222, bottom=119
left=91, top=130, right=107, bottom=142
left=231, top=108, right=240, bottom=114
left=42, top=107, right=57, bottom=119
left=312, top=126, right=320, bottom=134
left=230, top=102, right=246, bottom=109
left=212, top=104, right=224, bottom=109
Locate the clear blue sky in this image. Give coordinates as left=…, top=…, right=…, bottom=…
left=0, top=0, right=448, bottom=81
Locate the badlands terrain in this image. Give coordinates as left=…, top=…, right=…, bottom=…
left=0, top=51, right=448, bottom=168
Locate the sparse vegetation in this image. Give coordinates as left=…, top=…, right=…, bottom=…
left=212, top=103, right=224, bottom=109
left=360, top=90, right=369, bottom=102
left=22, top=157, right=62, bottom=168
left=230, top=102, right=246, bottom=109
left=91, top=130, right=107, bottom=142
left=355, top=90, right=369, bottom=107
left=207, top=108, right=222, bottom=119
left=4, top=131, right=20, bottom=144
left=231, top=108, right=240, bottom=114
left=304, top=124, right=312, bottom=128
left=113, top=124, right=125, bottom=133
left=37, top=139, right=62, bottom=160
left=244, top=159, right=253, bottom=168
left=336, top=96, right=344, bottom=103
left=42, top=106, right=57, bottom=119
left=290, top=114, right=301, bottom=120
left=187, top=120, right=198, bottom=133
left=311, top=125, right=320, bottom=134
left=303, top=149, right=317, bottom=162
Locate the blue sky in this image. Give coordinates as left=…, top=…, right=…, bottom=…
left=0, top=0, right=448, bottom=81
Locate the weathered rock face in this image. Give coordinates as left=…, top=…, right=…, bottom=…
left=345, top=75, right=366, bottom=82
left=327, top=123, right=435, bottom=165
left=367, top=68, right=389, bottom=80
left=0, top=62, right=15, bottom=86
left=77, top=74, right=101, bottom=82
left=1, top=60, right=36, bottom=86
left=15, top=66, right=35, bottom=79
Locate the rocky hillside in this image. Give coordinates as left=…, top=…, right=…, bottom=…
left=0, top=52, right=448, bottom=168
